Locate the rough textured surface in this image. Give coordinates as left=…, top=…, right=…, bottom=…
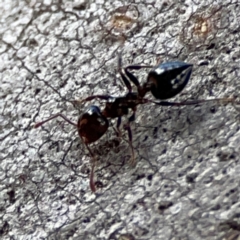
left=0, top=0, right=240, bottom=239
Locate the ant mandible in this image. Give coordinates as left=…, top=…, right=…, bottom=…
left=35, top=53, right=236, bottom=192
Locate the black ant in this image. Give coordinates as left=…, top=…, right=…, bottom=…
left=35, top=53, right=237, bottom=192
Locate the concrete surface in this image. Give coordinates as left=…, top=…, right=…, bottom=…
left=0, top=0, right=240, bottom=239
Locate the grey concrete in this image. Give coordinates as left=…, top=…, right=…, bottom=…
left=0, top=1, right=240, bottom=239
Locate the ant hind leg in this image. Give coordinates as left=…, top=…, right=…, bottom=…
left=84, top=143, right=97, bottom=192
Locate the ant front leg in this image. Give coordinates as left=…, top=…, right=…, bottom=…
left=84, top=143, right=97, bottom=192
left=34, top=113, right=77, bottom=128
left=123, top=108, right=137, bottom=167
left=73, top=95, right=113, bottom=105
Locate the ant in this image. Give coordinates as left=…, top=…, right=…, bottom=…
left=35, top=53, right=237, bottom=192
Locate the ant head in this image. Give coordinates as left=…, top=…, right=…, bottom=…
left=77, top=106, right=109, bottom=144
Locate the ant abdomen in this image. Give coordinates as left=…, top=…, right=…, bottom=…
left=147, top=61, right=193, bottom=99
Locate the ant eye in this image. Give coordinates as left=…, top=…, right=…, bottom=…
left=87, top=106, right=102, bottom=115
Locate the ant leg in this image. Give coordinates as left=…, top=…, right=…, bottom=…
left=124, top=65, right=152, bottom=88
left=123, top=65, right=153, bottom=97
left=124, top=109, right=136, bottom=167
left=118, top=52, right=132, bottom=93
left=111, top=117, right=122, bottom=137
left=73, top=95, right=113, bottom=105
left=144, top=97, right=237, bottom=107
left=90, top=164, right=96, bottom=192
left=119, top=64, right=152, bottom=93
left=119, top=69, right=132, bottom=93
left=118, top=53, right=132, bottom=92
left=34, top=113, right=77, bottom=128
left=118, top=51, right=152, bottom=93
left=85, top=143, right=97, bottom=192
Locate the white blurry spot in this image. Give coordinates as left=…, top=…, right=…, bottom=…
left=108, top=97, right=116, bottom=103
left=2, top=30, right=17, bottom=44
left=97, top=117, right=106, bottom=126
left=17, top=47, right=29, bottom=59
left=201, top=22, right=208, bottom=33
left=171, top=79, right=175, bottom=85
left=86, top=106, right=102, bottom=117
left=87, top=108, right=95, bottom=115
left=43, top=0, right=52, bottom=5
left=154, top=68, right=164, bottom=75
left=170, top=202, right=182, bottom=214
